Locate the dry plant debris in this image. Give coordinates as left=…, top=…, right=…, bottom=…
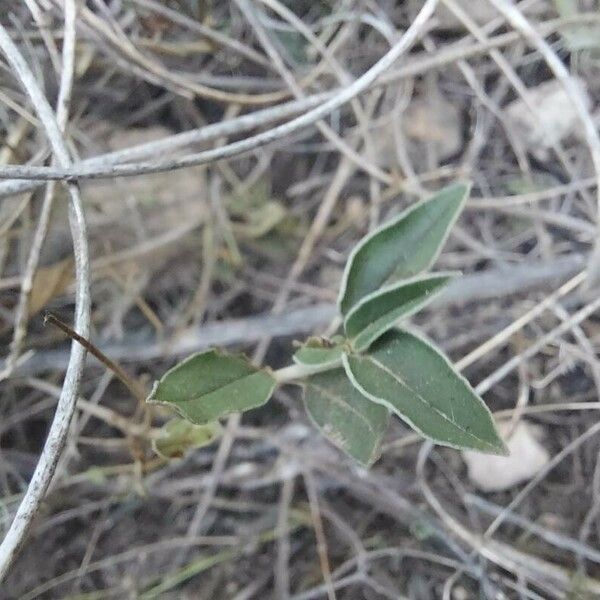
left=1, top=1, right=600, bottom=598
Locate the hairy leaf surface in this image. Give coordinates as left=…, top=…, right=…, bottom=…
left=148, top=350, right=276, bottom=424
left=343, top=330, right=507, bottom=454
left=345, top=273, right=454, bottom=352
left=338, top=183, right=470, bottom=314
left=293, top=337, right=344, bottom=368
left=304, top=369, right=389, bottom=466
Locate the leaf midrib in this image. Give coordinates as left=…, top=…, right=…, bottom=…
left=180, top=371, right=272, bottom=409
left=308, top=382, right=382, bottom=436
left=358, top=354, right=498, bottom=451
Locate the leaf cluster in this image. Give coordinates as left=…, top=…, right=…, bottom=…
left=147, top=183, right=507, bottom=465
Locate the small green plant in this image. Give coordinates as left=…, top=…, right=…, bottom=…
left=147, top=183, right=508, bottom=466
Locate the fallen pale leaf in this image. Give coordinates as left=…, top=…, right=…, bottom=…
left=29, top=257, right=73, bottom=316
left=462, top=420, right=549, bottom=492
left=505, top=78, right=592, bottom=160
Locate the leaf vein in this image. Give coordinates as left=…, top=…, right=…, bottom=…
left=363, top=355, right=496, bottom=450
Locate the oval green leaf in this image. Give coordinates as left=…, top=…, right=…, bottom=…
left=338, top=182, right=471, bottom=315
left=153, top=418, right=223, bottom=460
left=343, top=330, right=507, bottom=455
left=304, top=369, right=390, bottom=466
left=345, top=273, right=455, bottom=352
left=293, top=336, right=345, bottom=368
left=147, top=350, right=276, bottom=424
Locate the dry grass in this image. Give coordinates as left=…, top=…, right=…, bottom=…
left=1, top=1, right=600, bottom=598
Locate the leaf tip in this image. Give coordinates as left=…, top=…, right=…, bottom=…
left=479, top=422, right=510, bottom=456
left=491, top=434, right=511, bottom=457
left=451, top=179, right=472, bottom=199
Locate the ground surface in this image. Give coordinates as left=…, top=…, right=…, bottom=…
left=1, top=1, right=600, bottom=598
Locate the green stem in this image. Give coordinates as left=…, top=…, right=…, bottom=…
left=274, top=359, right=341, bottom=384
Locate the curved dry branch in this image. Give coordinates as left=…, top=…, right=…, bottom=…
left=0, top=1, right=91, bottom=580
left=0, top=0, right=439, bottom=182
left=1, top=0, right=77, bottom=379
left=1, top=13, right=597, bottom=200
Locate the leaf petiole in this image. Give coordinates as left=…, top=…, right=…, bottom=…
left=273, top=359, right=342, bottom=384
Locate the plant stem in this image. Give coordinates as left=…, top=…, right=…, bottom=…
left=44, top=313, right=147, bottom=403
left=273, top=360, right=341, bottom=384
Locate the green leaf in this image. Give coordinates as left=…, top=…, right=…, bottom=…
left=304, top=369, right=389, bottom=466
left=343, top=330, right=507, bottom=455
left=147, top=350, right=276, bottom=424
left=338, top=182, right=470, bottom=314
left=153, top=418, right=223, bottom=460
left=293, top=336, right=345, bottom=368
left=344, top=273, right=455, bottom=352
